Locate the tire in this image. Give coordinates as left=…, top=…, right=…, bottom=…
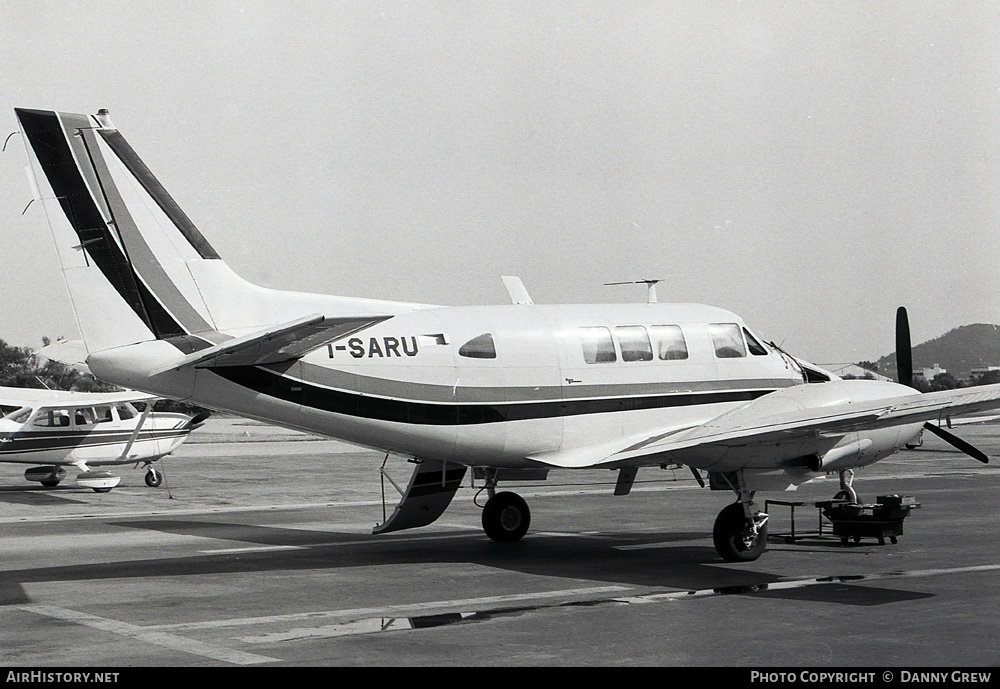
left=713, top=502, right=767, bottom=562
left=482, top=492, right=530, bottom=542
left=834, top=489, right=859, bottom=504
left=145, top=470, right=163, bottom=488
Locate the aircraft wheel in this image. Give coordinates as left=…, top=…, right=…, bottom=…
left=713, top=502, right=767, bottom=562
left=482, top=491, right=530, bottom=542
left=834, top=489, right=859, bottom=504
left=40, top=480, right=60, bottom=488
left=145, top=469, right=163, bottom=488
left=92, top=487, right=113, bottom=493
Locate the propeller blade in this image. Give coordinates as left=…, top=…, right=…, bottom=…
left=922, top=422, right=989, bottom=463
left=896, top=306, right=913, bottom=388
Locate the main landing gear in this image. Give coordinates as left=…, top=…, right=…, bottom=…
left=477, top=470, right=531, bottom=542
left=712, top=472, right=769, bottom=562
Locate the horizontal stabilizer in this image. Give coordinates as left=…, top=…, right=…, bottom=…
left=35, top=339, right=91, bottom=373
left=150, top=314, right=389, bottom=374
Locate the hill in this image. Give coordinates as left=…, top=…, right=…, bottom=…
left=875, top=323, right=1000, bottom=381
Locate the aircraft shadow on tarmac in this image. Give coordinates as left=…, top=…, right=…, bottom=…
left=0, top=518, right=936, bottom=609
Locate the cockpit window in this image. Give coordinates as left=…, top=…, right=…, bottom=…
left=2, top=406, right=31, bottom=423
left=709, top=323, right=747, bottom=358
left=615, top=326, right=653, bottom=362
left=744, top=328, right=768, bottom=356
left=650, top=325, right=688, bottom=360
left=579, top=327, right=617, bottom=364
left=458, top=333, right=497, bottom=359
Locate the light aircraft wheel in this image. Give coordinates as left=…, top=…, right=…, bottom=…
left=482, top=491, right=530, bottom=542
left=145, top=469, right=163, bottom=488
left=40, top=480, right=60, bottom=488
left=92, top=487, right=113, bottom=493
left=713, top=502, right=767, bottom=562
left=834, top=489, right=859, bottom=504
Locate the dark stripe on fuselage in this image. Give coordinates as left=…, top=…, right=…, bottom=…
left=212, top=366, right=774, bottom=425
left=15, top=109, right=188, bottom=340
left=0, top=428, right=189, bottom=455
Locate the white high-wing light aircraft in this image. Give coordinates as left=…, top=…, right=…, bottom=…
left=0, top=385, right=207, bottom=491
left=13, top=107, right=1000, bottom=560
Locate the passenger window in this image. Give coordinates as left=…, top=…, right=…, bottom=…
left=615, top=326, right=653, bottom=362
left=459, top=333, right=497, bottom=359
left=75, top=407, right=97, bottom=426
left=116, top=404, right=137, bottom=420
left=34, top=409, right=70, bottom=427
left=709, top=323, right=747, bottom=358
left=744, top=328, right=768, bottom=356
left=579, top=327, right=617, bottom=364
left=650, top=325, right=688, bottom=360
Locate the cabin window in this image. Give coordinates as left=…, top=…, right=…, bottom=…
left=709, top=323, right=747, bottom=358
left=615, top=326, right=653, bottom=362
left=459, top=333, right=497, bottom=359
left=74, top=407, right=97, bottom=426
left=744, top=328, right=768, bottom=356
left=579, top=327, right=617, bottom=364
left=33, top=409, right=70, bottom=427
left=650, top=325, right=689, bottom=360
left=116, top=403, right=137, bottom=420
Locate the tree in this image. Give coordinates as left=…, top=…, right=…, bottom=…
left=0, top=338, right=117, bottom=392
left=929, top=372, right=959, bottom=392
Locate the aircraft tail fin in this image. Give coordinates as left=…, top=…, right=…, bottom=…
left=15, top=108, right=426, bottom=357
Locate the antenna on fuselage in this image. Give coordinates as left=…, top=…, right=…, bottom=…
left=604, top=279, right=662, bottom=304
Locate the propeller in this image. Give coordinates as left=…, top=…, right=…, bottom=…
left=895, top=306, right=913, bottom=388
left=896, top=306, right=988, bottom=463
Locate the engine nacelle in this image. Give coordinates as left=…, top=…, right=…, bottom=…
left=807, top=424, right=923, bottom=473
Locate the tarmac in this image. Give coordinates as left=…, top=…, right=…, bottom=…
left=0, top=416, right=998, bottom=668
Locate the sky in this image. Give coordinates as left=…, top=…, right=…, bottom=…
left=0, top=0, right=998, bottom=365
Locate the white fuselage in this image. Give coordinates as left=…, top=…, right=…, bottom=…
left=89, top=302, right=809, bottom=468
left=0, top=406, right=192, bottom=467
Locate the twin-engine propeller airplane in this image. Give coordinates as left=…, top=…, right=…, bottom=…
left=12, top=107, right=1000, bottom=559
left=0, top=385, right=207, bottom=491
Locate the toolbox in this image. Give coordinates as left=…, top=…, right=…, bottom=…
left=818, top=495, right=920, bottom=545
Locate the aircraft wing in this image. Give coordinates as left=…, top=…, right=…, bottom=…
left=150, top=314, right=390, bottom=374
left=527, top=382, right=1000, bottom=469
left=0, top=386, right=158, bottom=409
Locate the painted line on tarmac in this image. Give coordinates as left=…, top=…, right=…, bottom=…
left=198, top=531, right=477, bottom=554
left=149, top=585, right=633, bottom=634
left=17, top=604, right=277, bottom=665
